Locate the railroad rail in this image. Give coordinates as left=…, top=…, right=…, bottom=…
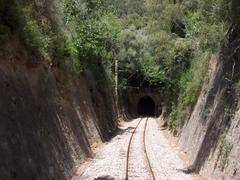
left=125, top=118, right=156, bottom=180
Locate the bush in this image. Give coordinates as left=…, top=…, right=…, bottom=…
left=169, top=51, right=211, bottom=131
left=55, top=33, right=81, bottom=74
left=234, top=80, right=240, bottom=99
left=14, top=3, right=51, bottom=59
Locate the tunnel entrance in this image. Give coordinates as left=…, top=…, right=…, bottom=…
left=137, top=96, right=155, bottom=117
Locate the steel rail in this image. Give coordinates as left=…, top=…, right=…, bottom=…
left=143, top=118, right=156, bottom=180
left=126, top=118, right=156, bottom=180
left=125, top=118, right=143, bottom=180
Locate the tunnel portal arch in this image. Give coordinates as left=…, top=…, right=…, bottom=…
left=137, top=96, right=156, bottom=117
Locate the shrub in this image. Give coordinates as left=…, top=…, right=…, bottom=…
left=234, top=80, right=240, bottom=99
left=169, top=51, right=211, bottom=131
left=14, top=3, right=51, bottom=59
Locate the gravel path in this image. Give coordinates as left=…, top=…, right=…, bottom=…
left=145, top=118, right=193, bottom=180
left=77, top=118, right=195, bottom=180
left=79, top=119, right=141, bottom=180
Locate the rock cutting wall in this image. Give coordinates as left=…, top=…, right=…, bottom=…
left=0, top=32, right=117, bottom=180
left=179, top=27, right=240, bottom=180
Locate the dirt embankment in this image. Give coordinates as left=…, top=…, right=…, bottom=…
left=179, top=27, right=240, bottom=180
left=0, top=30, right=117, bottom=180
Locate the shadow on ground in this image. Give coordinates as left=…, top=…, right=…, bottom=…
left=116, top=127, right=135, bottom=135
left=94, top=175, right=115, bottom=180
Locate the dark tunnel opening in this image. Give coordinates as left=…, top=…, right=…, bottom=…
left=137, top=96, right=155, bottom=117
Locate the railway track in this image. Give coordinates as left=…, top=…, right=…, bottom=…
left=126, top=118, right=156, bottom=180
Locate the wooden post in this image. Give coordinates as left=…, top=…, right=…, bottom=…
left=115, top=58, right=120, bottom=119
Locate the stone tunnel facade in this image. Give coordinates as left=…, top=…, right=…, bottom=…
left=122, top=87, right=162, bottom=118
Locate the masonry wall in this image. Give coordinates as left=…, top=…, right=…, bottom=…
left=122, top=88, right=162, bottom=118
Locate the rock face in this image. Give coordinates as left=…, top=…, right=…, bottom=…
left=0, top=33, right=117, bottom=179
left=179, top=27, right=240, bottom=180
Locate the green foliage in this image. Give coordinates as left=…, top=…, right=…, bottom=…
left=169, top=51, right=211, bottom=131
left=1, top=0, right=236, bottom=131
left=55, top=33, right=81, bottom=74
left=64, top=0, right=118, bottom=54
left=20, top=18, right=50, bottom=59
left=234, top=80, right=240, bottom=99
left=0, top=0, right=123, bottom=74
left=179, top=52, right=211, bottom=105
left=12, top=2, right=52, bottom=59
left=140, top=58, right=165, bottom=87
left=62, top=0, right=123, bottom=77
left=107, top=0, right=230, bottom=131
left=185, top=9, right=227, bottom=51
